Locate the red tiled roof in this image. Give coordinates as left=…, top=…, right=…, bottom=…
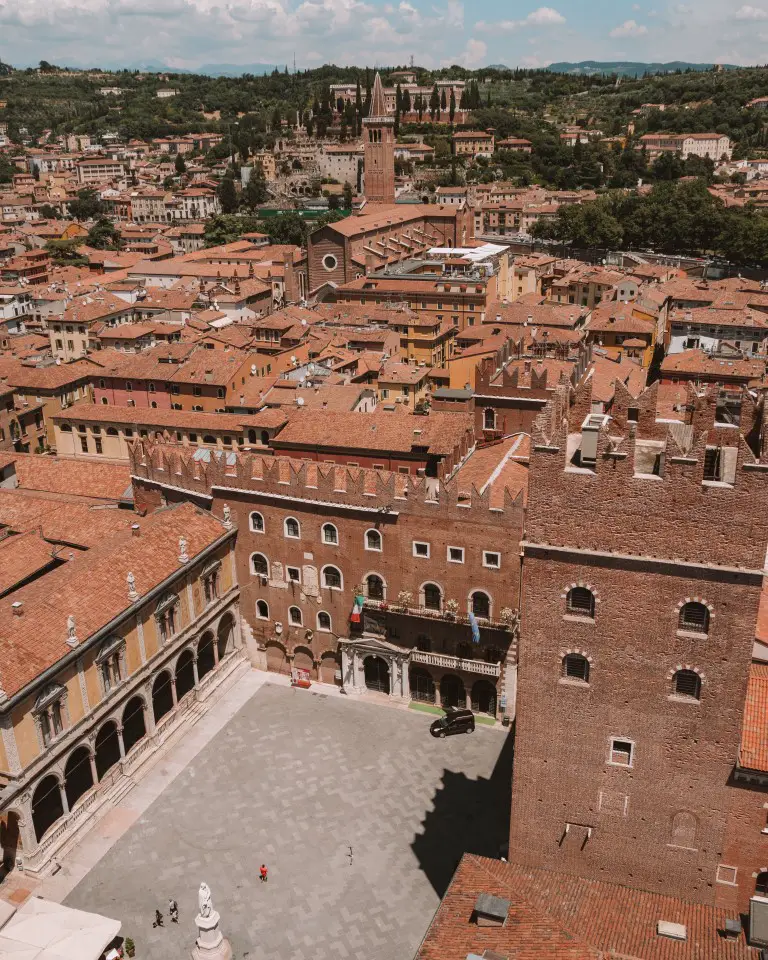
left=0, top=502, right=229, bottom=698
left=417, top=855, right=751, bottom=960
left=10, top=453, right=132, bottom=502
left=739, top=663, right=768, bottom=772
left=0, top=531, right=62, bottom=597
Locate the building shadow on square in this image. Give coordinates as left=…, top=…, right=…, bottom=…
left=411, top=728, right=514, bottom=898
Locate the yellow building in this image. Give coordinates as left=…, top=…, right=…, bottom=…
left=0, top=501, right=244, bottom=875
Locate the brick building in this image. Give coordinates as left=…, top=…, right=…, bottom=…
left=363, top=73, right=395, bottom=205
left=130, top=439, right=526, bottom=719
left=509, top=377, right=768, bottom=907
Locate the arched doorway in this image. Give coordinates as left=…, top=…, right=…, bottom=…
left=152, top=671, right=174, bottom=723
left=440, top=674, right=465, bottom=709
left=410, top=667, right=436, bottom=703
left=95, top=721, right=121, bottom=779
left=319, top=653, right=340, bottom=685
left=266, top=642, right=289, bottom=675
left=122, top=697, right=146, bottom=754
left=364, top=656, right=390, bottom=693
left=1, top=812, right=20, bottom=873
left=64, top=746, right=94, bottom=809
left=293, top=646, right=314, bottom=676
left=32, top=776, right=64, bottom=842
left=217, top=615, right=234, bottom=661
left=471, top=679, right=497, bottom=716
left=175, top=650, right=195, bottom=699
left=197, top=632, right=215, bottom=680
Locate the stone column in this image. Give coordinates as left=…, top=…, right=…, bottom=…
left=58, top=781, right=69, bottom=816
left=212, top=636, right=220, bottom=668
left=116, top=725, right=126, bottom=759
left=170, top=678, right=178, bottom=707
left=16, top=794, right=38, bottom=863
left=388, top=657, right=396, bottom=698
left=401, top=656, right=411, bottom=702
left=144, top=689, right=156, bottom=735
left=88, top=751, right=99, bottom=786
left=192, top=656, right=200, bottom=688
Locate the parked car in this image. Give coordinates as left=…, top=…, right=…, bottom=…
left=430, top=707, right=475, bottom=738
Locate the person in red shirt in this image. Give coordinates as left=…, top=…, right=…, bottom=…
left=259, top=864, right=268, bottom=883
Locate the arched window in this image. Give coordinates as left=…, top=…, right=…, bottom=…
left=250, top=512, right=265, bottom=533
left=471, top=591, right=491, bottom=619
left=365, top=529, right=382, bottom=552
left=202, top=435, right=217, bottom=445
left=155, top=592, right=179, bottom=644
left=670, top=811, right=697, bottom=849
left=673, top=669, right=701, bottom=700
left=484, top=408, right=496, bottom=430
left=285, top=517, right=300, bottom=539
left=106, top=426, right=119, bottom=436
left=679, top=602, right=709, bottom=634
left=562, top=653, right=590, bottom=683
left=256, top=599, right=269, bottom=619
left=423, top=583, right=442, bottom=611
left=317, top=611, right=332, bottom=632
left=251, top=553, right=269, bottom=577
left=322, top=565, right=342, bottom=589
left=322, top=523, right=338, bottom=545
left=366, top=574, right=385, bottom=601
left=289, top=606, right=303, bottom=626
left=566, top=587, right=595, bottom=618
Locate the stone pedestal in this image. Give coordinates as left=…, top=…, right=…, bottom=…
left=191, top=911, right=232, bottom=960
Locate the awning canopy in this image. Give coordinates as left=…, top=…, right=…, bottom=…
left=0, top=897, right=122, bottom=960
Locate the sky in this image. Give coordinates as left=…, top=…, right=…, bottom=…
left=0, top=0, right=767, bottom=71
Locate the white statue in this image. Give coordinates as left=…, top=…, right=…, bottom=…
left=127, top=572, right=137, bottom=597
left=67, top=615, right=76, bottom=640
left=222, top=504, right=232, bottom=527
left=198, top=882, right=213, bottom=919
left=179, top=537, right=189, bottom=562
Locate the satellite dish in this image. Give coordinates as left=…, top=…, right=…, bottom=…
left=296, top=397, right=305, bottom=406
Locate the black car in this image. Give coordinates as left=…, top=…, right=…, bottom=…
left=430, top=707, right=475, bottom=738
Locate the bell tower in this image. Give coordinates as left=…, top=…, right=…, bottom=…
left=363, top=72, right=395, bottom=205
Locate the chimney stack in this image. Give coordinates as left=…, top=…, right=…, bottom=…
left=131, top=523, right=140, bottom=537
left=12, top=601, right=23, bottom=617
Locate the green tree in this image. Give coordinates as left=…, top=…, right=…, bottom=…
left=86, top=217, right=122, bottom=250
left=243, top=170, right=268, bottom=208
left=402, top=87, right=411, bottom=114
left=217, top=173, right=238, bottom=214
left=174, top=152, right=187, bottom=175
left=449, top=89, right=456, bottom=125
left=204, top=213, right=263, bottom=246
left=45, top=238, right=89, bottom=266
left=68, top=189, right=106, bottom=221
left=38, top=203, right=61, bottom=220
left=342, top=181, right=353, bottom=209
left=429, top=85, right=439, bottom=121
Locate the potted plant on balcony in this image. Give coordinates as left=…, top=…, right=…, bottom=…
left=396, top=590, right=413, bottom=611
left=124, top=937, right=136, bottom=958
left=500, top=607, right=516, bottom=627
left=445, top=598, right=459, bottom=620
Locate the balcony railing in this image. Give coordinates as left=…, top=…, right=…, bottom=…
left=360, top=597, right=516, bottom=631
left=411, top=649, right=501, bottom=677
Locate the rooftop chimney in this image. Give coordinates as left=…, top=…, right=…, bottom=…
left=131, top=523, right=140, bottom=537
left=11, top=601, right=23, bottom=617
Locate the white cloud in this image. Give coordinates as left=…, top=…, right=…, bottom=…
left=609, top=18, right=648, bottom=37
left=447, top=36, right=487, bottom=67
left=476, top=6, right=565, bottom=33
left=735, top=4, right=768, bottom=18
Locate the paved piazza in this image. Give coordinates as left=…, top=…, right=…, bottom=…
left=65, top=681, right=512, bottom=960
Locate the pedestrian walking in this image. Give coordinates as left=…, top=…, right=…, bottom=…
left=168, top=898, right=179, bottom=923
left=153, top=909, right=164, bottom=928
left=259, top=864, right=268, bottom=883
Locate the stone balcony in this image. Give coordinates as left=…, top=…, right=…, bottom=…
left=360, top=598, right=516, bottom=632
left=410, top=649, right=501, bottom=678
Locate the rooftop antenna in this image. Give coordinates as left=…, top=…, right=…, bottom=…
left=410, top=55, right=415, bottom=69
left=293, top=52, right=296, bottom=74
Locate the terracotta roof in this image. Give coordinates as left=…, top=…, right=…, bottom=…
left=589, top=354, right=647, bottom=404
left=10, top=453, right=132, bottom=502
left=417, top=854, right=751, bottom=960
left=273, top=410, right=473, bottom=456
left=739, top=663, right=768, bottom=772
left=454, top=434, right=529, bottom=507
left=0, top=531, right=62, bottom=597
left=0, top=488, right=138, bottom=548
left=0, top=502, right=229, bottom=698
left=660, top=350, right=766, bottom=380
left=670, top=307, right=768, bottom=329
left=62, top=290, right=133, bottom=325
left=6, top=359, right=96, bottom=391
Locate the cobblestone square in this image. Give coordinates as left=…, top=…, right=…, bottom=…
left=65, top=681, right=511, bottom=960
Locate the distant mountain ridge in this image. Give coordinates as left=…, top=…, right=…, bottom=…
left=546, top=60, right=739, bottom=78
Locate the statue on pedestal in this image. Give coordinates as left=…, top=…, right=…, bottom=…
left=191, top=881, right=232, bottom=960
